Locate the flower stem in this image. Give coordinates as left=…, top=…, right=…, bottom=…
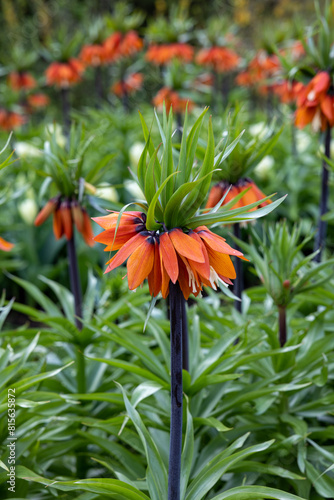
left=314, top=126, right=331, bottom=262
left=233, top=223, right=243, bottom=313
left=67, top=235, right=83, bottom=331
left=60, top=87, right=70, bottom=138
left=278, top=306, right=287, bottom=347
left=168, top=281, right=183, bottom=500
left=181, top=296, right=189, bottom=372
left=67, top=233, right=87, bottom=478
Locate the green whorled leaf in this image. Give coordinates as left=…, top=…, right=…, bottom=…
left=137, top=141, right=150, bottom=193
left=230, top=461, right=304, bottom=480
left=16, top=465, right=150, bottom=499
left=0, top=361, right=73, bottom=402
left=185, top=439, right=274, bottom=500
left=193, top=417, right=232, bottom=432
left=175, top=106, right=189, bottom=190
left=305, top=461, right=334, bottom=498
left=38, top=275, right=74, bottom=321
left=184, top=108, right=209, bottom=184
left=0, top=297, right=14, bottom=331
left=186, top=195, right=287, bottom=228
left=86, top=355, right=169, bottom=389
left=7, top=273, right=62, bottom=317
left=146, top=171, right=179, bottom=231
left=178, top=117, right=215, bottom=225
left=145, top=144, right=162, bottom=206
left=116, top=382, right=168, bottom=500
left=76, top=430, right=146, bottom=479
left=181, top=401, right=194, bottom=500
left=164, top=171, right=217, bottom=229
left=187, top=373, right=240, bottom=396
left=85, top=153, right=116, bottom=184
left=215, top=129, right=245, bottom=166
left=210, top=486, right=307, bottom=500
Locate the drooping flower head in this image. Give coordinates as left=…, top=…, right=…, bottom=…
left=0, top=109, right=25, bottom=131
left=111, top=73, right=143, bottom=97
left=236, top=50, right=280, bottom=95
left=8, top=71, right=36, bottom=92
left=45, top=59, right=84, bottom=88
left=205, top=109, right=280, bottom=214
left=79, top=44, right=108, bottom=67
left=33, top=124, right=113, bottom=246
left=196, top=47, right=240, bottom=73
left=153, top=87, right=193, bottom=114
left=295, top=72, right=334, bottom=132
left=93, top=108, right=283, bottom=299
left=26, top=93, right=50, bottom=111
left=146, top=43, right=194, bottom=66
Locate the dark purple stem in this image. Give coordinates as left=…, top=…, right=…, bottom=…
left=168, top=281, right=183, bottom=500
left=278, top=306, right=287, bottom=347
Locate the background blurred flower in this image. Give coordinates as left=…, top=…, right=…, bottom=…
left=18, top=196, right=38, bottom=225
left=15, top=141, right=42, bottom=158
left=254, top=155, right=275, bottom=180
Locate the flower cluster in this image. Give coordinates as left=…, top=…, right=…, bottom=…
left=236, top=51, right=280, bottom=94
left=45, top=59, right=85, bottom=88
left=8, top=71, right=36, bottom=91
left=146, top=43, right=194, bottom=65
left=111, top=72, right=143, bottom=97
left=196, top=46, right=240, bottom=73
left=35, top=196, right=94, bottom=245
left=81, top=31, right=143, bottom=68
left=0, top=109, right=25, bottom=131
left=153, top=87, right=193, bottom=113
left=206, top=179, right=271, bottom=212
left=272, top=80, right=303, bottom=104
left=295, top=72, right=334, bottom=132
left=93, top=211, right=245, bottom=300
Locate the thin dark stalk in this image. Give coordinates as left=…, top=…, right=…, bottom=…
left=278, top=306, right=287, bottom=346
left=67, top=233, right=86, bottom=478
left=233, top=223, right=243, bottom=313
left=168, top=281, right=183, bottom=500
left=67, top=235, right=83, bottom=330
left=60, top=87, right=71, bottom=138
left=314, top=126, right=331, bottom=262
left=95, top=65, right=104, bottom=107
left=181, top=297, right=189, bottom=372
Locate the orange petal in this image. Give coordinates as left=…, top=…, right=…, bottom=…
left=169, top=228, right=205, bottom=263
left=105, top=232, right=146, bottom=273
left=82, top=209, right=95, bottom=247
left=177, top=257, right=193, bottom=301
left=160, top=232, right=179, bottom=284
left=0, top=236, right=14, bottom=251
left=205, top=184, right=224, bottom=210
left=60, top=201, right=73, bottom=240
left=53, top=209, right=63, bottom=239
left=197, top=228, right=244, bottom=258
left=94, top=225, right=138, bottom=250
left=295, top=107, right=315, bottom=128
left=187, top=231, right=211, bottom=280
left=160, top=250, right=170, bottom=298
left=34, top=198, right=58, bottom=226
left=92, top=211, right=143, bottom=230
left=127, top=237, right=155, bottom=290
left=206, top=245, right=236, bottom=279
left=71, top=202, right=84, bottom=232
left=321, top=95, right=334, bottom=124
left=148, top=240, right=162, bottom=297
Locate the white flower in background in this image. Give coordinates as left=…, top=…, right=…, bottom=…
left=129, top=142, right=145, bottom=169
left=124, top=179, right=145, bottom=199
left=45, top=123, right=66, bottom=148
left=254, top=155, right=274, bottom=180
left=18, top=196, right=38, bottom=225
left=95, top=185, right=119, bottom=203
left=295, top=130, right=311, bottom=153
left=249, top=122, right=270, bottom=140
left=15, top=142, right=42, bottom=158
